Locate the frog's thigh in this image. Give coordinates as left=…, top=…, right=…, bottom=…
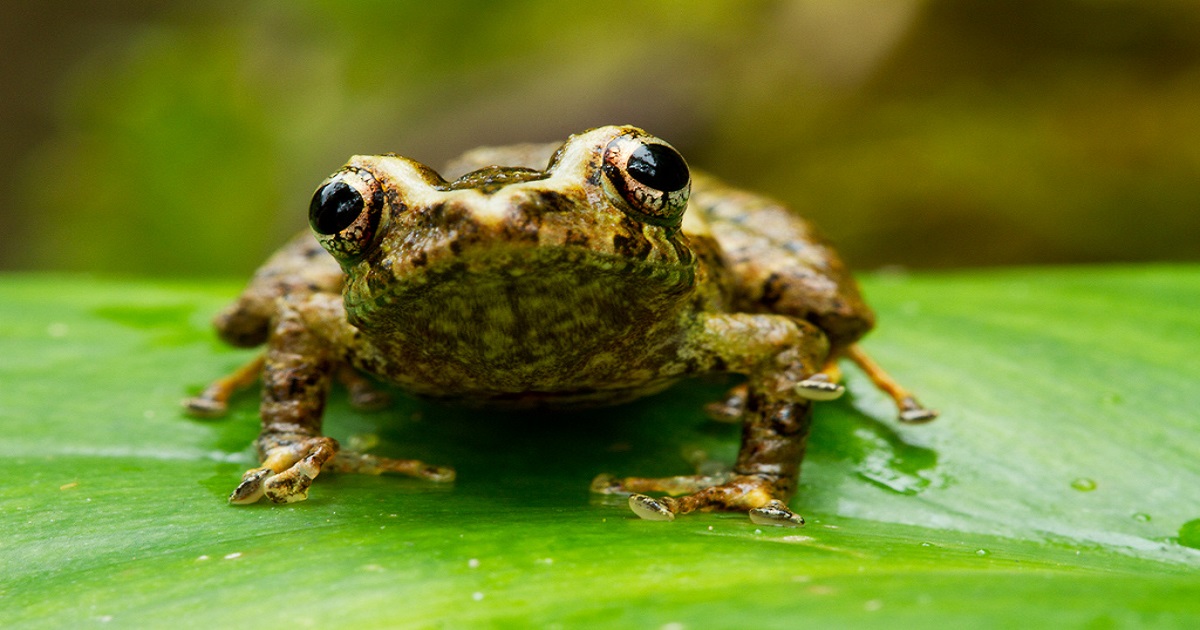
left=213, top=233, right=339, bottom=348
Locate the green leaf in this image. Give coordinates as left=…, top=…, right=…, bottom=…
left=3, top=268, right=1199, bottom=627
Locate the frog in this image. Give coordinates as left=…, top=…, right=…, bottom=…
left=184, top=125, right=935, bottom=525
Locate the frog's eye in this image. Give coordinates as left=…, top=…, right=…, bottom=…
left=309, top=167, right=385, bottom=262
left=602, top=134, right=690, bottom=229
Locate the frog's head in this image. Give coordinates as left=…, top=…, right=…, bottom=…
left=306, top=125, right=700, bottom=330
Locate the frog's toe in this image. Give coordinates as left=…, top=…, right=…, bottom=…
left=327, top=450, right=456, bottom=482
left=748, top=499, right=804, bottom=527
left=182, top=396, right=228, bottom=419
left=589, top=473, right=623, bottom=494
left=629, top=494, right=676, bottom=521
left=262, top=461, right=320, bottom=503
left=898, top=396, right=939, bottom=424
left=229, top=467, right=272, bottom=504
left=704, top=383, right=749, bottom=423
left=795, top=377, right=845, bottom=401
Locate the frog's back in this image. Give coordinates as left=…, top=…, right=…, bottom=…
left=686, top=174, right=874, bottom=350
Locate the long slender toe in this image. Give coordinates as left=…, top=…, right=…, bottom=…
left=748, top=500, right=804, bottom=527
left=795, top=378, right=845, bottom=401
left=629, top=494, right=676, bottom=521
left=183, top=397, right=228, bottom=419
left=899, top=397, right=939, bottom=423
left=229, top=468, right=272, bottom=505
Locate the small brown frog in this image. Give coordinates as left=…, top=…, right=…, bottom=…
left=186, top=125, right=935, bottom=525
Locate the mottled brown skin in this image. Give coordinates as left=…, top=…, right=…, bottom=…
left=187, top=125, right=933, bottom=523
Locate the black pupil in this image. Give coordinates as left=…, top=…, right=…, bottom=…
left=309, top=180, right=364, bottom=235
left=626, top=143, right=689, bottom=192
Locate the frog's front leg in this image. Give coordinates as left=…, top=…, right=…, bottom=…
left=228, top=295, right=453, bottom=505
left=594, top=313, right=829, bottom=526
left=228, top=297, right=340, bottom=504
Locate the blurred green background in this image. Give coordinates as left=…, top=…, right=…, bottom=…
left=3, top=0, right=1198, bottom=277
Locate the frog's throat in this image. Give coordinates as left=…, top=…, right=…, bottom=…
left=342, top=243, right=698, bottom=329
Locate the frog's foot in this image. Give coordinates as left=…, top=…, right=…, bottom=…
left=231, top=440, right=456, bottom=505
left=337, top=365, right=393, bottom=412
left=898, top=396, right=938, bottom=424
left=592, top=473, right=803, bottom=526
left=795, top=373, right=845, bottom=401
left=229, top=436, right=338, bottom=505
left=326, top=450, right=456, bottom=482
left=182, top=396, right=229, bottom=419
left=183, top=354, right=266, bottom=419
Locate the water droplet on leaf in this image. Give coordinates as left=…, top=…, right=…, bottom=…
left=1071, top=478, right=1097, bottom=492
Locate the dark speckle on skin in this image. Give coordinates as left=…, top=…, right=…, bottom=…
left=760, top=272, right=784, bottom=308
left=501, top=207, right=540, bottom=243
left=586, top=166, right=602, bottom=187
left=612, top=215, right=652, bottom=260
left=564, top=229, right=590, bottom=247
left=612, top=231, right=652, bottom=259
left=531, top=190, right=576, bottom=214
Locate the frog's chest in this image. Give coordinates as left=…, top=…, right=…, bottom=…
left=343, top=255, right=701, bottom=402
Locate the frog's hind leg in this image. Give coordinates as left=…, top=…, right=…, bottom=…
left=182, top=353, right=265, bottom=418
left=229, top=296, right=454, bottom=505
left=212, top=233, right=342, bottom=348
left=846, top=345, right=938, bottom=423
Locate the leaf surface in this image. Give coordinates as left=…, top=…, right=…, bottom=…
left=2, top=268, right=1198, bottom=627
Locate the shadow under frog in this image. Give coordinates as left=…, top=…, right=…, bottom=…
left=192, top=377, right=941, bottom=507
left=184, top=125, right=937, bottom=526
